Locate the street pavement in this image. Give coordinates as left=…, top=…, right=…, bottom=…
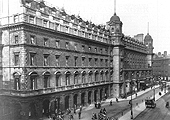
left=43, top=85, right=165, bottom=120
left=119, top=87, right=167, bottom=120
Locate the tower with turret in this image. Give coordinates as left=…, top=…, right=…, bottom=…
left=144, top=23, right=154, bottom=68
left=107, top=4, right=124, bottom=97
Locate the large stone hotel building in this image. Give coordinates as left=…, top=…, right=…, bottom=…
left=0, top=0, right=154, bottom=119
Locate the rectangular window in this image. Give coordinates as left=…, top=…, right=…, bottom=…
left=89, top=46, right=91, bottom=51
left=55, top=55, right=60, bottom=66
left=74, top=44, right=77, bottom=51
left=30, top=53, right=36, bottom=66
left=105, top=59, right=108, bottom=66
left=74, top=56, right=78, bottom=66
left=43, top=20, right=48, bottom=27
left=14, top=35, right=18, bottom=44
left=65, top=42, right=69, bottom=49
left=95, top=48, right=97, bottom=52
left=110, top=60, right=113, bottom=67
left=14, top=53, right=19, bottom=66
left=95, top=58, right=98, bottom=66
left=82, top=45, right=85, bottom=51
left=89, top=58, right=92, bottom=66
left=66, top=56, right=69, bottom=66
left=105, top=48, right=108, bottom=54
left=30, top=35, right=36, bottom=44
left=100, top=59, right=103, bottom=66
left=110, top=50, right=113, bottom=55
left=100, top=48, right=103, bottom=54
left=44, top=38, right=48, bottom=46
left=43, top=55, right=49, bottom=66
left=29, top=16, right=34, bottom=24
left=56, top=40, right=60, bottom=48
left=14, top=15, right=19, bottom=23
left=82, top=57, right=85, bottom=66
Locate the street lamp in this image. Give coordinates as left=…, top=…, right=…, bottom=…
left=153, top=77, right=155, bottom=101
left=130, top=73, right=133, bottom=119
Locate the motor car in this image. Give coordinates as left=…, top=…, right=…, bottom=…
left=145, top=98, right=156, bottom=108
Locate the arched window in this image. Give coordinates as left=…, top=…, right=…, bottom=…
left=95, top=71, right=99, bottom=82
left=100, top=71, right=104, bottom=81
left=13, top=72, right=21, bottom=90
left=65, top=71, right=71, bottom=85
left=88, top=71, right=93, bottom=82
left=43, top=71, right=51, bottom=88
left=82, top=71, right=86, bottom=83
left=105, top=71, right=109, bottom=81
left=28, top=71, right=38, bottom=90
left=55, top=71, right=61, bottom=87
left=74, top=71, right=79, bottom=84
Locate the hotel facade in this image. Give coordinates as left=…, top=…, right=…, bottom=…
left=0, top=0, right=154, bottom=119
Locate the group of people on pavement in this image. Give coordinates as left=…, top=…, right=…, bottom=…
left=92, top=108, right=109, bottom=120
left=68, top=105, right=82, bottom=120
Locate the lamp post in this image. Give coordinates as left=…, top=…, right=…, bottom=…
left=153, top=77, right=155, bottom=101
left=130, top=73, right=133, bottom=119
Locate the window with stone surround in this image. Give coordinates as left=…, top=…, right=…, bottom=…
left=65, top=42, right=69, bottom=49
left=43, top=54, right=49, bottom=66
left=14, top=52, right=19, bottom=66
left=30, top=35, right=36, bottom=44
left=56, top=40, right=60, bottom=48
left=29, top=15, right=34, bottom=24
left=44, top=38, right=48, bottom=46
left=82, top=57, right=85, bottom=66
left=74, top=56, right=78, bottom=66
left=66, top=56, right=70, bottom=66
left=14, top=35, right=18, bottom=44
left=30, top=52, right=36, bottom=66
left=55, top=55, right=60, bottom=66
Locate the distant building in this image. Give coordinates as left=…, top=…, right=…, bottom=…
left=0, top=0, right=154, bottom=119
left=134, top=33, right=144, bottom=43
left=153, top=51, right=170, bottom=81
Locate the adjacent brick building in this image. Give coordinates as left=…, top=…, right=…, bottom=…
left=0, top=0, right=154, bottom=119
left=153, top=51, right=170, bottom=81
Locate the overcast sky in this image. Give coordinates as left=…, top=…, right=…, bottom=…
left=46, top=0, right=170, bottom=54
left=1, top=0, right=169, bottom=54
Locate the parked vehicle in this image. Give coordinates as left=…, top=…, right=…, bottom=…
left=145, top=98, right=156, bottom=108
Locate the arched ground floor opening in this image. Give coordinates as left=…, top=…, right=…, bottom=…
left=65, top=96, right=70, bottom=110
left=88, top=91, right=92, bottom=104
left=42, top=99, right=50, bottom=117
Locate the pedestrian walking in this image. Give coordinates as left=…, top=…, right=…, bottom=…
left=80, top=105, right=82, bottom=112
left=110, top=100, right=112, bottom=106
left=78, top=111, right=81, bottom=119
left=103, top=108, right=106, bottom=115
left=74, top=108, right=76, bottom=114
left=116, top=98, right=119, bottom=102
